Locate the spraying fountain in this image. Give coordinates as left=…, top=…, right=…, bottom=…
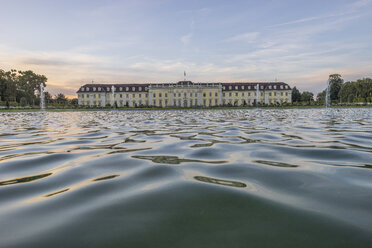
left=111, top=85, right=115, bottom=108
left=256, top=84, right=260, bottom=107
left=325, top=80, right=330, bottom=108
left=40, top=82, right=45, bottom=110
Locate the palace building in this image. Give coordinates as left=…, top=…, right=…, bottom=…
left=77, top=81, right=292, bottom=107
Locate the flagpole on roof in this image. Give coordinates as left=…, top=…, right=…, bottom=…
left=184, top=71, right=186, bottom=81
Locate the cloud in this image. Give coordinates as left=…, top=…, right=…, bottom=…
left=352, top=0, right=372, bottom=8
left=22, top=58, right=70, bottom=66
left=267, top=15, right=337, bottom=28
left=180, top=33, right=193, bottom=45
left=180, top=18, right=195, bottom=45
left=1, top=0, right=371, bottom=98
left=268, top=0, right=372, bottom=28
left=12, top=49, right=111, bottom=67
left=225, top=32, right=260, bottom=43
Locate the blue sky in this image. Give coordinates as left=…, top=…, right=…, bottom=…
left=1, top=0, right=372, bottom=97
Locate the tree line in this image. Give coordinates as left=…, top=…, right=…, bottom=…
left=292, top=74, right=372, bottom=104
left=2, top=68, right=371, bottom=108
left=0, top=69, right=77, bottom=108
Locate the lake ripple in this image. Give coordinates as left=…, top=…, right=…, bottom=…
left=0, top=108, right=372, bottom=248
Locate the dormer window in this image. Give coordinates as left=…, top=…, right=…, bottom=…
left=81, top=88, right=85, bottom=91
left=235, top=86, right=238, bottom=90
left=269, top=86, right=272, bottom=89
left=120, top=87, right=122, bottom=91
left=126, top=87, right=129, bottom=91
left=93, top=87, right=96, bottom=91
left=229, top=86, right=232, bottom=90
left=86, top=87, right=89, bottom=91
left=139, top=87, right=142, bottom=91
left=98, top=87, right=101, bottom=91
left=280, top=85, right=283, bottom=89
left=260, top=86, right=264, bottom=89
left=107, top=87, right=110, bottom=91
left=274, top=85, right=277, bottom=89
left=248, top=86, right=251, bottom=89
left=132, top=87, right=135, bottom=91
left=242, top=86, right=245, bottom=90
left=285, top=86, right=288, bottom=89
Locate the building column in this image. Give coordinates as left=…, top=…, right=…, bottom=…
left=197, top=88, right=202, bottom=106
left=101, top=94, right=105, bottom=107
left=218, top=85, right=222, bottom=106
left=148, top=87, right=152, bottom=106
left=265, top=92, right=269, bottom=105
left=169, top=88, right=173, bottom=107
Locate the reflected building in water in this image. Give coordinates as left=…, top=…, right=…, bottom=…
left=77, top=81, right=292, bottom=107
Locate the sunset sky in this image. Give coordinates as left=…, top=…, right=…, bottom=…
left=1, top=0, right=372, bottom=98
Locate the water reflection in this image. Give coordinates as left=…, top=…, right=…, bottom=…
left=45, top=188, right=69, bottom=197
left=0, top=109, right=372, bottom=247
left=254, top=160, right=299, bottom=168
left=132, top=155, right=226, bottom=164
left=93, top=175, right=120, bottom=181
left=194, top=176, right=247, bottom=188
left=0, top=173, right=52, bottom=186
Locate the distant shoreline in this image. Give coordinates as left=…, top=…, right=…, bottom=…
left=1, top=105, right=371, bottom=112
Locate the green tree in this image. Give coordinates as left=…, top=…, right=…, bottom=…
left=291, top=86, right=301, bottom=102
left=301, top=91, right=314, bottom=104
left=0, top=69, right=47, bottom=105
left=355, top=78, right=372, bottom=103
left=338, top=81, right=356, bottom=103
left=3, top=69, right=18, bottom=102
left=328, top=74, right=343, bottom=102
left=0, top=69, right=6, bottom=101
left=70, top=98, right=78, bottom=105
left=44, top=91, right=53, bottom=105
left=17, top=70, right=47, bottom=106
left=56, top=93, right=67, bottom=105
left=20, top=97, right=28, bottom=107
left=316, top=90, right=325, bottom=104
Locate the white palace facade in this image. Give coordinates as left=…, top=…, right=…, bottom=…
left=77, top=81, right=292, bottom=107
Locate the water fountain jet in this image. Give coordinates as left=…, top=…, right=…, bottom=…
left=111, top=85, right=115, bottom=108
left=325, top=80, right=330, bottom=108
left=40, top=83, right=45, bottom=110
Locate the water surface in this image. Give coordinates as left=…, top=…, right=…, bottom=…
left=1, top=108, right=372, bottom=247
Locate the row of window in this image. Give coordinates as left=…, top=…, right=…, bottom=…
left=81, top=93, right=148, bottom=98
left=81, top=86, right=147, bottom=92
left=81, top=91, right=289, bottom=99
left=153, top=92, right=218, bottom=98
left=222, top=85, right=288, bottom=90
left=85, top=98, right=289, bottom=107
left=222, top=99, right=289, bottom=104
left=81, top=84, right=289, bottom=92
